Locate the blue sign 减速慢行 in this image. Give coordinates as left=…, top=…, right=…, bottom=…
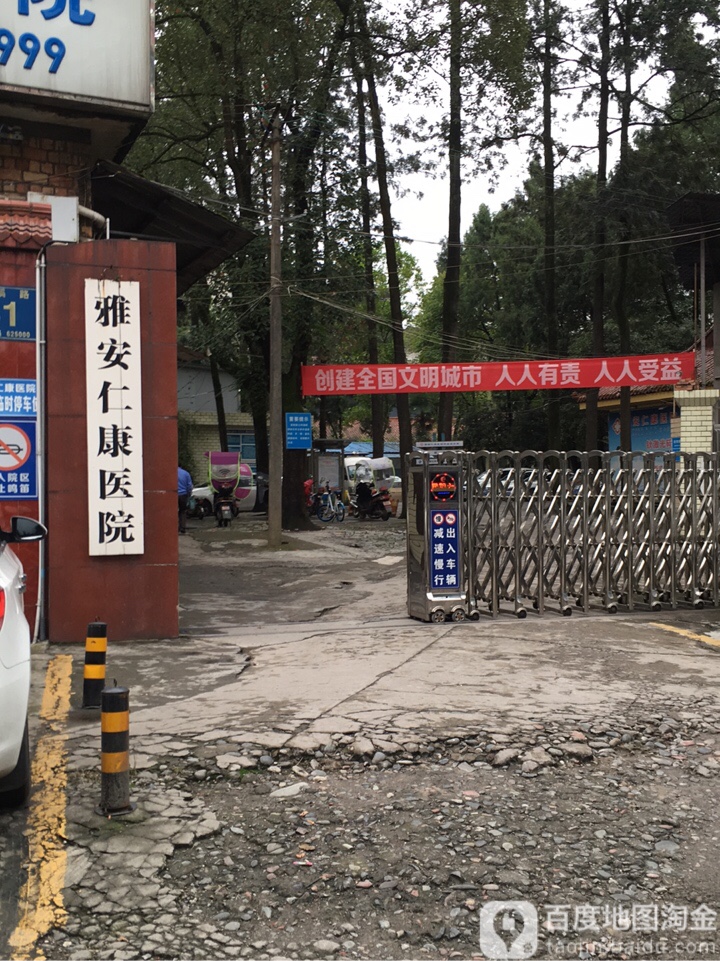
left=429, top=509, right=461, bottom=593
left=0, top=287, right=36, bottom=342
left=0, top=420, right=37, bottom=500
left=0, top=380, right=37, bottom=418
left=285, top=412, right=313, bottom=450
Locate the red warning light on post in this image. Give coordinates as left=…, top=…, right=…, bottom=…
left=430, top=472, right=458, bottom=502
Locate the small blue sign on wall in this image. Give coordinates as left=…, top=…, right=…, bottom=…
left=672, top=437, right=681, bottom=453
left=0, top=380, right=37, bottom=418
left=285, top=412, right=313, bottom=450
left=0, top=287, right=36, bottom=342
left=0, top=420, right=37, bottom=500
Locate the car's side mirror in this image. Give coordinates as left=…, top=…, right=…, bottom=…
left=2, top=517, right=47, bottom=543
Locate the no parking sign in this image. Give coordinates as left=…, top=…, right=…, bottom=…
left=0, top=421, right=37, bottom=499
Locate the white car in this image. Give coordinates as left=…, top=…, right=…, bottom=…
left=0, top=516, right=47, bottom=807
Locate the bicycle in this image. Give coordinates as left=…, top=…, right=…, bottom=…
left=315, top=484, right=345, bottom=523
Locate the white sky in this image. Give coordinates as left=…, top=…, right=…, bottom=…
left=391, top=151, right=529, bottom=283
left=381, top=0, right=637, bottom=285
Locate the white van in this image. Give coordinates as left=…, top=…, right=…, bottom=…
left=344, top=456, right=398, bottom=491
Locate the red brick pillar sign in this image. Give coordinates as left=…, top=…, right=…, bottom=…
left=46, top=241, right=179, bottom=642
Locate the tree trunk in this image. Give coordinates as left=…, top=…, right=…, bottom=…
left=237, top=334, right=270, bottom=473
left=210, top=354, right=228, bottom=451
left=543, top=0, right=560, bottom=451
left=354, top=69, right=385, bottom=458
left=281, top=8, right=351, bottom=529
left=614, top=0, right=634, bottom=452
left=356, top=0, right=413, bottom=500
left=191, top=281, right=230, bottom=453
left=438, top=0, right=463, bottom=443
left=586, top=0, right=610, bottom=453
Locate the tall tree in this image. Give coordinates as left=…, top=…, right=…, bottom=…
left=279, top=1, right=352, bottom=527
left=132, top=0, right=356, bottom=528
left=353, top=65, right=386, bottom=457
left=540, top=0, right=562, bottom=449
left=392, top=0, right=530, bottom=439
left=350, top=0, right=414, bottom=493
left=576, top=0, right=720, bottom=449
left=583, top=0, right=611, bottom=452
left=437, top=0, right=463, bottom=442
left=521, top=0, right=571, bottom=448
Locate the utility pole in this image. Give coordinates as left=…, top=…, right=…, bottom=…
left=268, top=112, right=283, bottom=549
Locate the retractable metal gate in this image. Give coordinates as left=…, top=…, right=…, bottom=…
left=406, top=449, right=720, bottom=621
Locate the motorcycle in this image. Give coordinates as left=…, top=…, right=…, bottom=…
left=350, top=481, right=391, bottom=521
left=208, top=452, right=242, bottom=527
left=213, top=481, right=238, bottom=527
left=187, top=492, right=213, bottom=520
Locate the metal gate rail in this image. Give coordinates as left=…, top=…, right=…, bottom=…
left=407, top=449, right=720, bottom=620
left=466, top=449, right=720, bottom=617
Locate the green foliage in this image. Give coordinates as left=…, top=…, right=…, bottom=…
left=456, top=393, right=583, bottom=452
left=125, top=0, right=720, bottom=458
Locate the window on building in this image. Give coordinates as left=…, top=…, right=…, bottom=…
left=228, top=432, right=256, bottom=464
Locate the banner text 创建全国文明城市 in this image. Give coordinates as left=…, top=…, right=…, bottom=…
left=301, top=353, right=695, bottom=396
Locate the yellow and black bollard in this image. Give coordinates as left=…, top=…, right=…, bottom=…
left=81, top=621, right=107, bottom=710
left=97, top=685, right=135, bottom=817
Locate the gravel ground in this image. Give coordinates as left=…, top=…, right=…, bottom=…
left=6, top=516, right=720, bottom=961
left=38, top=705, right=720, bottom=961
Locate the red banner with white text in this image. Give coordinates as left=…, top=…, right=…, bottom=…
left=301, top=353, right=695, bottom=396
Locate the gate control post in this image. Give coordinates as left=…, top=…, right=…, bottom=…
left=82, top=621, right=107, bottom=709
left=97, top=685, right=135, bottom=817
left=407, top=451, right=468, bottom=622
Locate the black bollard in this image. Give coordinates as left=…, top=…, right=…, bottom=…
left=96, top=685, right=135, bottom=817
left=81, top=621, right=107, bottom=710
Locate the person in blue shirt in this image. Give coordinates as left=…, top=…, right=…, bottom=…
left=178, top=465, right=193, bottom=534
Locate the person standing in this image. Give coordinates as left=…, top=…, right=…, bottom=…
left=178, top=464, right=193, bottom=534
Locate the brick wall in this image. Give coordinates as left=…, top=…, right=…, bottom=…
left=675, top=388, right=719, bottom=453
left=0, top=121, right=92, bottom=204
left=183, top=411, right=255, bottom=482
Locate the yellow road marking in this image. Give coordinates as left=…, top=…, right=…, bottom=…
left=9, top=654, right=72, bottom=961
left=652, top=622, right=720, bottom=650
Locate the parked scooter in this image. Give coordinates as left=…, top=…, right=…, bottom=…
left=187, top=493, right=213, bottom=520
left=350, top=481, right=391, bottom=521
left=208, top=452, right=241, bottom=527
left=213, top=480, right=238, bottom=527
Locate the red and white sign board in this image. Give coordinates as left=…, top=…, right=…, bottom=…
left=301, top=353, right=695, bottom=396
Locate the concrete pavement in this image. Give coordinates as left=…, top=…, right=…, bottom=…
left=38, top=515, right=720, bottom=755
